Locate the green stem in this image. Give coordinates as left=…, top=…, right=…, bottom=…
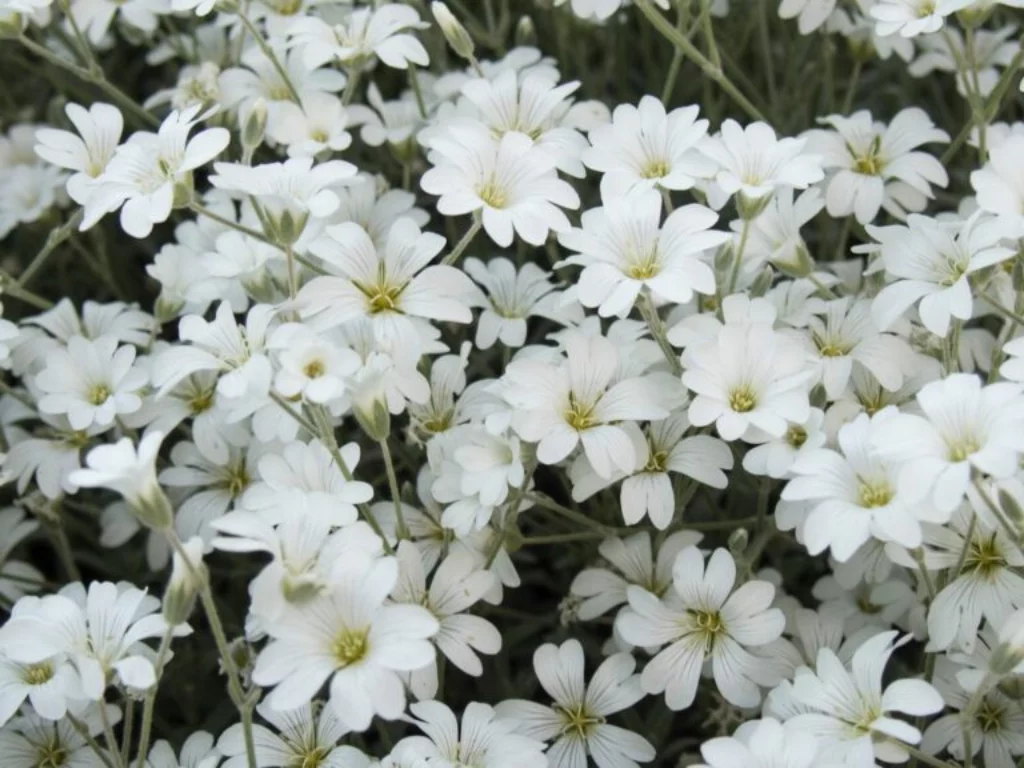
left=638, top=291, right=682, bottom=375
left=523, top=531, right=606, bottom=545
left=727, top=218, right=752, bottom=295
left=119, top=698, right=134, bottom=768
left=98, top=700, right=125, bottom=768
left=342, top=67, right=363, bottom=106
left=527, top=492, right=619, bottom=535
left=48, top=521, right=82, bottom=582
left=633, top=0, right=765, bottom=121
left=378, top=438, right=408, bottom=540
left=134, top=627, right=173, bottom=768
left=17, top=35, right=157, bottom=128
left=67, top=715, right=116, bottom=768
left=980, top=291, right=1024, bottom=325
left=442, top=218, right=482, bottom=266
left=841, top=59, right=862, bottom=114
left=0, top=269, right=55, bottom=309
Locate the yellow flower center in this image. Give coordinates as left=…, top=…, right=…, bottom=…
left=188, top=388, right=215, bottom=415
left=728, top=386, right=757, bottom=413
left=976, top=698, right=1005, bottom=733
left=947, top=435, right=979, bottom=462
left=858, top=479, right=893, bottom=508
left=640, top=159, right=670, bottom=179
left=644, top=448, right=670, bottom=473
left=331, top=629, right=369, bottom=667
left=88, top=383, right=111, bottom=406
left=565, top=393, right=599, bottom=431
left=36, top=738, right=68, bottom=768
left=554, top=703, right=605, bottom=740
left=303, top=360, right=326, bottom=379
left=23, top=661, right=54, bottom=686
left=626, top=248, right=660, bottom=280
left=786, top=424, right=808, bottom=448
left=965, top=533, right=1007, bottom=581
left=853, top=136, right=886, bottom=176
left=478, top=180, right=508, bottom=209
left=689, top=609, right=725, bottom=652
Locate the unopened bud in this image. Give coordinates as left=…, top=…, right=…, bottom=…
left=514, top=15, right=536, bottom=47
left=737, top=191, right=772, bottom=220
left=265, top=208, right=308, bottom=247
left=241, top=98, right=267, bottom=158
left=990, top=609, right=1024, bottom=677
left=0, top=11, right=26, bottom=38
left=432, top=2, right=475, bottom=62
left=772, top=243, right=815, bottom=279
left=728, top=528, right=749, bottom=557
left=998, top=489, right=1024, bottom=540
left=163, top=536, right=205, bottom=626
left=354, top=398, right=391, bottom=442
left=281, top=573, right=322, bottom=605
left=749, top=266, right=775, bottom=297
left=132, top=484, right=174, bottom=532
left=172, top=172, right=194, bottom=209
left=713, top=242, right=733, bottom=275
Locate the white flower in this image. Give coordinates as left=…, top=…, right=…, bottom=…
left=700, top=120, right=823, bottom=214
left=297, top=218, right=476, bottom=355
left=69, top=0, right=167, bottom=43
left=732, top=187, right=824, bottom=277
left=556, top=0, right=668, bottom=21
left=870, top=374, right=1024, bottom=515
left=69, top=432, right=170, bottom=529
left=287, top=4, right=429, bottom=71
left=34, top=102, right=123, bottom=206
left=83, top=105, right=230, bottom=238
left=779, top=0, right=836, bottom=34
left=682, top=320, right=813, bottom=442
left=971, top=135, right=1024, bottom=232
left=806, top=108, right=949, bottom=225
left=459, top=69, right=590, bottom=177
left=570, top=530, right=702, bottom=621
left=218, top=703, right=353, bottom=768
left=868, top=213, right=1016, bottom=337
left=782, top=409, right=942, bottom=560
left=742, top=407, right=826, bottom=479
left=35, top=336, right=146, bottom=431
left=697, top=718, right=818, bottom=768
left=501, top=332, right=671, bottom=478
left=421, top=123, right=580, bottom=247
left=143, top=731, right=220, bottom=768
left=0, top=708, right=116, bottom=768
left=616, top=546, right=785, bottom=709
left=252, top=554, right=438, bottom=732
left=391, top=543, right=500, bottom=700
left=399, top=700, right=548, bottom=768
left=869, top=0, right=970, bottom=37
left=463, top=257, right=563, bottom=349
left=0, top=641, right=80, bottom=726
left=801, top=297, right=911, bottom=399
left=268, top=324, right=361, bottom=405
left=570, top=416, right=733, bottom=529
left=0, top=508, right=43, bottom=604
left=0, top=582, right=187, bottom=701
left=582, top=96, right=715, bottom=197
left=557, top=189, right=727, bottom=317
left=790, top=631, right=945, bottom=765
left=266, top=91, right=353, bottom=158
left=496, top=639, right=655, bottom=768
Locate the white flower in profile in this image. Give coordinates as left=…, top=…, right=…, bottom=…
left=0, top=582, right=188, bottom=701
left=463, top=257, right=564, bottom=349
left=252, top=554, right=438, bottom=732
left=616, top=546, right=786, bottom=709
left=500, top=332, right=671, bottom=478
left=496, top=639, right=655, bottom=768
left=801, top=297, right=911, bottom=399
left=869, top=0, right=970, bottom=37
left=806, top=108, right=949, bottom=224
left=288, top=3, right=429, bottom=71
left=699, top=120, right=823, bottom=214
left=34, top=102, right=123, bottom=206
left=297, top=218, right=476, bottom=355
left=218, top=702, right=354, bottom=768
left=83, top=105, right=230, bottom=238
left=697, top=718, right=818, bottom=768
left=790, top=631, right=945, bottom=765
left=782, top=409, right=942, bottom=560
left=682, top=321, right=813, bottom=442
left=557, top=189, right=728, bottom=317
left=868, top=213, right=1016, bottom=337
left=421, top=123, right=580, bottom=247
left=582, top=96, right=716, bottom=198
left=870, top=374, right=1024, bottom=515
left=69, top=431, right=170, bottom=530
left=391, top=543, right=500, bottom=700
left=971, top=135, right=1024, bottom=233
left=570, top=530, right=702, bottom=621
left=35, top=336, right=146, bottom=431
left=398, top=700, right=548, bottom=768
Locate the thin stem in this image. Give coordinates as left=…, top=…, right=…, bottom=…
left=442, top=218, right=482, bottom=266
left=189, top=202, right=277, bottom=247
left=727, top=218, right=752, bottom=295
left=634, top=0, right=764, bottom=121
left=18, top=35, right=157, bottom=128
left=0, top=269, right=55, bottom=309
left=638, top=291, right=682, bottom=375
left=67, top=715, right=116, bottom=768
left=119, top=699, right=134, bottom=768
left=235, top=12, right=301, bottom=104
left=98, top=700, right=125, bottom=768
left=379, top=438, right=408, bottom=540
left=17, top=209, right=83, bottom=288
left=527, top=492, right=619, bottom=535
left=342, top=67, right=363, bottom=106
left=841, top=59, right=863, bottom=114
left=808, top=273, right=839, bottom=299
left=135, top=627, right=174, bottom=768
left=980, top=291, right=1024, bottom=325
left=698, top=0, right=721, bottom=70
left=407, top=64, right=428, bottom=119
left=755, top=0, right=777, bottom=114
left=47, top=521, right=82, bottom=582
left=284, top=243, right=298, bottom=298
left=972, top=479, right=1023, bottom=550
left=523, top=531, right=606, bottom=545
left=165, top=532, right=258, bottom=768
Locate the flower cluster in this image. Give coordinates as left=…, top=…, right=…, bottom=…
left=1, top=0, right=1024, bottom=766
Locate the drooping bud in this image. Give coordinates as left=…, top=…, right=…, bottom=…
left=749, top=265, right=775, bottom=297
left=514, top=15, right=536, bottom=47
left=163, top=536, right=205, bottom=626
left=241, top=98, right=267, bottom=162
left=432, top=2, right=475, bottom=62
left=990, top=609, right=1024, bottom=677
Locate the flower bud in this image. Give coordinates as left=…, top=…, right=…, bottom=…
left=749, top=266, right=775, bottom=297
left=713, top=242, right=733, bottom=275
left=990, top=609, right=1024, bottom=676
left=432, top=2, right=475, bottom=62
left=997, top=488, right=1024, bottom=542
left=265, top=208, right=308, bottom=247
left=163, top=536, right=205, bottom=626
left=0, top=11, right=26, bottom=37
left=514, top=15, right=536, bottom=47
left=354, top=398, right=391, bottom=442
left=728, top=527, right=749, bottom=557
left=772, top=243, right=815, bottom=279
left=737, top=191, right=772, bottom=220
left=241, top=98, right=268, bottom=158
left=132, top=483, right=175, bottom=531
